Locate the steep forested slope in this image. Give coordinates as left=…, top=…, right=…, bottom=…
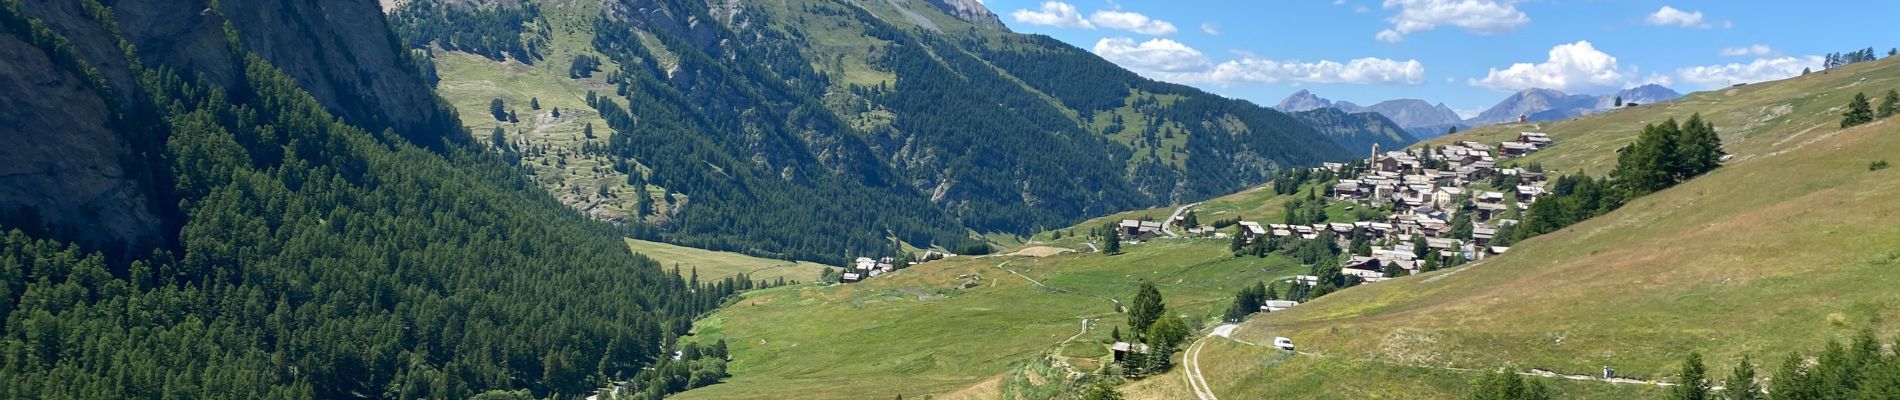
left=396, top=0, right=1353, bottom=264
left=0, top=1, right=735, bottom=398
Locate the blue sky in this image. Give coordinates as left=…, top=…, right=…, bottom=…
left=991, top=0, right=1900, bottom=115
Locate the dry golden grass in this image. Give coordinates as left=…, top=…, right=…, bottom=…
left=1242, top=96, right=1900, bottom=383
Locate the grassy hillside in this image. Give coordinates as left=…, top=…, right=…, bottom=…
left=674, top=239, right=1307, bottom=399
left=676, top=57, right=1900, bottom=399
left=426, top=2, right=681, bottom=223
left=1422, top=58, right=1900, bottom=176
left=1197, top=59, right=1900, bottom=396
left=625, top=238, right=833, bottom=283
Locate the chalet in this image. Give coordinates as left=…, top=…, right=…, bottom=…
left=1260, top=300, right=1300, bottom=313
left=1237, top=221, right=1268, bottom=243
left=1333, top=181, right=1364, bottom=200
left=1500, top=141, right=1537, bottom=157
left=1343, top=256, right=1381, bottom=271
left=841, top=272, right=864, bottom=283
left=1426, top=237, right=1459, bottom=250
left=1343, top=267, right=1385, bottom=281
left=1289, top=275, right=1320, bottom=287
left=1112, top=342, right=1151, bottom=362
left=1119, top=219, right=1163, bottom=241
left=1515, top=185, right=1545, bottom=203
left=1519, top=132, right=1554, bottom=147
left=855, top=257, right=878, bottom=271
left=1472, top=225, right=1498, bottom=243
left=1474, top=201, right=1509, bottom=220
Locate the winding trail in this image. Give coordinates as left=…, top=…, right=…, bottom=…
left=1181, top=321, right=1689, bottom=399
left=1180, top=324, right=1237, bottom=400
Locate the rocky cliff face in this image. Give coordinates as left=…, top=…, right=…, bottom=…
left=0, top=0, right=460, bottom=255
left=922, top=0, right=1002, bottom=28
left=0, top=33, right=168, bottom=257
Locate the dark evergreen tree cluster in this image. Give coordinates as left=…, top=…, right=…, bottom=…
left=1118, top=282, right=1188, bottom=376
left=388, top=0, right=548, bottom=63
left=1824, top=48, right=1881, bottom=69
left=1221, top=281, right=1271, bottom=322
left=569, top=54, right=603, bottom=78
left=1514, top=115, right=1725, bottom=242
left=0, top=3, right=746, bottom=398
left=1657, top=329, right=1900, bottom=400
left=1462, top=370, right=1550, bottom=400
left=1842, top=90, right=1899, bottom=129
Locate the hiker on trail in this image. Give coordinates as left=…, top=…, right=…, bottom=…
left=1603, top=366, right=1614, bottom=379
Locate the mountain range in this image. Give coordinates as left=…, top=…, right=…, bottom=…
left=372, top=0, right=1377, bottom=264
left=1275, top=84, right=1683, bottom=139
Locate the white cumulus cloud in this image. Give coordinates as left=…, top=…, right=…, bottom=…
left=1377, top=0, right=1529, bottom=43
left=1092, top=37, right=1424, bottom=85
left=1091, top=38, right=1209, bottom=74
left=1011, top=1, right=1092, bottom=29
left=1471, top=40, right=1632, bottom=92
left=1645, top=6, right=1708, bottom=28
left=1676, top=56, right=1824, bottom=88
left=1089, top=10, right=1178, bottom=35
left=1718, top=44, right=1773, bottom=57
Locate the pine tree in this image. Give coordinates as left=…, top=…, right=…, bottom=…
left=1615, top=96, right=1624, bottom=107
left=1105, top=228, right=1122, bottom=255
left=1725, top=356, right=1762, bottom=400
left=1128, top=282, right=1166, bottom=335
left=583, top=122, right=595, bottom=139
left=1673, top=351, right=1711, bottom=400
left=1611, top=120, right=1683, bottom=197
left=489, top=98, right=507, bottom=120
left=1879, top=89, right=1898, bottom=118
left=1843, top=92, right=1875, bottom=128
left=1412, top=234, right=1430, bottom=259
left=1080, top=383, right=1124, bottom=400
left=1772, top=351, right=1820, bottom=400
left=1677, top=113, right=1725, bottom=178
left=530, top=97, right=541, bottom=110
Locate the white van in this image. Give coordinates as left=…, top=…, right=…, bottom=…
left=1273, top=337, right=1295, bottom=352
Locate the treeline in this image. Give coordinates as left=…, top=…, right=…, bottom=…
left=389, top=0, right=549, bottom=63
left=1512, top=115, right=1724, bottom=241
left=1659, top=329, right=1900, bottom=400
left=1824, top=47, right=1887, bottom=70
left=1, top=2, right=741, bottom=398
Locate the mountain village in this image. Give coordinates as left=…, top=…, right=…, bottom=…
left=1118, top=131, right=1557, bottom=290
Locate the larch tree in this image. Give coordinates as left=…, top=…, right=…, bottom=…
left=1879, top=89, right=1898, bottom=118
left=1843, top=92, right=1875, bottom=128
left=1725, top=355, right=1762, bottom=400
left=1673, top=351, right=1712, bottom=400
left=1127, top=282, right=1166, bottom=335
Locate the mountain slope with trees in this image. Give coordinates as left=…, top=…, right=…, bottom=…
left=396, top=0, right=1353, bottom=264
left=0, top=0, right=742, bottom=398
